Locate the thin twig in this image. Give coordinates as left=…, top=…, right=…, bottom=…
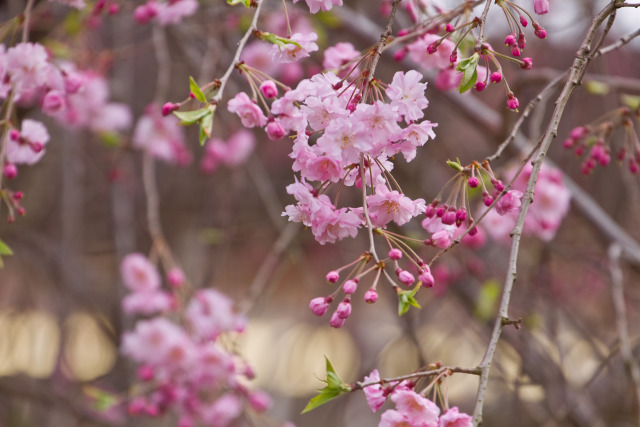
left=365, top=0, right=403, bottom=99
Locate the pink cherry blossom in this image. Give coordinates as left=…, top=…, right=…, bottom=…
left=6, top=119, right=50, bottom=165
left=272, top=32, right=319, bottom=63
left=293, top=0, right=343, bottom=14
left=120, top=253, right=161, bottom=292
left=323, top=42, right=359, bottom=71
left=363, top=370, right=387, bottom=412
left=386, top=70, right=429, bottom=122
left=186, top=289, right=247, bottom=340
left=367, top=185, right=426, bottom=227
left=133, top=105, right=190, bottom=164
left=431, top=229, right=453, bottom=248
left=438, top=407, right=472, bottom=427
left=122, top=290, right=173, bottom=315
left=390, top=389, right=440, bottom=426
left=533, top=0, right=549, bottom=14
left=407, top=33, right=458, bottom=70
left=495, top=190, right=523, bottom=216
left=227, top=92, right=268, bottom=128
left=201, top=130, right=255, bottom=173
left=155, top=0, right=198, bottom=25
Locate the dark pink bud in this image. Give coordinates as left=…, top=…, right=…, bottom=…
left=167, top=268, right=185, bottom=287
left=364, top=288, right=378, bottom=303
left=441, top=209, right=456, bottom=225
left=504, top=34, right=516, bottom=47
left=562, top=138, right=575, bottom=149
left=108, top=4, right=120, bottom=14
left=13, top=191, right=23, bottom=200
left=474, top=81, right=486, bottom=92
left=31, top=142, right=44, bottom=153
left=397, top=29, right=409, bottom=37
left=436, top=205, right=446, bottom=217
left=468, top=176, right=479, bottom=188
left=629, top=159, right=639, bottom=174
left=449, top=51, right=458, bottom=64
left=521, top=57, right=533, bottom=70
left=511, top=47, right=521, bottom=57
left=425, top=204, right=436, bottom=218
left=137, top=365, right=155, bottom=381
left=483, top=194, right=494, bottom=206
left=519, top=15, right=528, bottom=27
left=17, top=207, right=25, bottom=216
left=393, top=48, right=407, bottom=62
left=492, top=179, right=505, bottom=192
left=517, top=33, right=526, bottom=50
left=388, top=248, right=402, bottom=260
left=326, top=270, right=339, bottom=283
left=570, top=126, right=588, bottom=139
left=455, top=208, right=467, bottom=223
left=3, top=164, right=17, bottom=180
left=64, top=74, right=84, bottom=93
left=506, top=93, right=519, bottom=111
left=490, top=72, right=502, bottom=83
left=534, top=24, right=547, bottom=39
left=259, top=80, right=278, bottom=98
left=427, top=41, right=440, bottom=54
left=161, top=102, right=179, bottom=116
left=445, top=24, right=454, bottom=33
left=9, top=129, right=20, bottom=141
left=248, top=391, right=272, bottom=413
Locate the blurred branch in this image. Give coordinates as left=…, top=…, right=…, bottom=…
left=608, top=243, right=640, bottom=424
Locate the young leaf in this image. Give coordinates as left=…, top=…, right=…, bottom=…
left=301, top=356, right=352, bottom=414
left=0, top=239, right=13, bottom=256
left=189, top=76, right=207, bottom=103
left=456, top=53, right=480, bottom=94
left=257, top=31, right=302, bottom=49
left=397, top=283, right=422, bottom=316
left=199, top=111, right=214, bottom=146
left=174, top=107, right=210, bottom=125
left=227, top=0, right=251, bottom=6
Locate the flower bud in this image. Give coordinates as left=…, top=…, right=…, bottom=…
left=162, top=102, right=179, bottom=116
left=364, top=288, right=378, bottom=303
left=490, top=72, right=502, bottom=83
left=329, top=311, right=346, bottom=328
left=343, top=279, right=358, bottom=294
left=388, top=248, right=402, bottom=260
left=266, top=121, right=286, bottom=140
left=3, top=164, right=17, bottom=180
left=419, top=272, right=435, bottom=288
left=326, top=271, right=339, bottom=283
left=398, top=270, right=415, bottom=286
left=468, top=176, right=479, bottom=188
left=259, top=80, right=278, bottom=99
left=309, top=297, right=331, bottom=316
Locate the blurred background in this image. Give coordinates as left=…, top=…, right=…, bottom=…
left=1, top=0, right=640, bottom=426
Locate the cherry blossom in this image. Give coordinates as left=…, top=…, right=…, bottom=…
left=271, top=32, right=319, bottom=63
left=227, top=92, right=268, bottom=128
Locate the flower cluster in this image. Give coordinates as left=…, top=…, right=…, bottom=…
left=362, top=369, right=472, bottom=427
left=133, top=104, right=191, bottom=165
left=134, top=0, right=198, bottom=26
left=120, top=253, right=270, bottom=427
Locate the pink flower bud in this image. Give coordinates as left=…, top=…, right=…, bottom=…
left=521, top=57, right=533, bottom=70
left=419, top=272, right=435, bottom=288
left=42, top=90, right=65, bottom=114
left=343, top=279, right=358, bottom=294
left=162, top=102, right=179, bottom=116
left=326, top=271, right=339, bottom=283
left=108, top=4, right=120, bottom=14
left=445, top=24, right=454, bottom=33
left=431, top=230, right=452, bottom=248
left=441, top=209, right=456, bottom=225
left=520, top=15, right=528, bottom=27
left=364, top=288, right=378, bottom=303
left=9, top=129, right=20, bottom=141
left=427, top=41, right=440, bottom=54
left=397, top=29, right=409, bottom=37
left=136, top=365, right=155, bottom=381
left=511, top=47, right=521, bottom=57
left=449, top=51, right=458, bottom=64
left=336, top=299, right=352, bottom=319
left=31, top=142, right=44, bottom=153
left=518, top=33, right=526, bottom=50
left=533, top=0, right=549, bottom=15
left=248, top=391, right=272, bottom=413
left=506, top=94, right=519, bottom=111
left=455, top=208, right=467, bottom=224
left=309, top=297, right=331, bottom=316
left=393, top=48, right=407, bottom=62
left=570, top=126, right=588, bottom=139
left=474, top=81, right=486, bottom=92
left=3, top=164, right=17, bottom=180
left=329, top=311, right=346, bottom=328
left=492, top=179, right=505, bottom=192
left=425, top=204, right=436, bottom=218
left=468, top=176, right=479, bottom=188
left=398, top=270, right=415, bottom=286
left=388, top=248, right=402, bottom=260
left=13, top=191, right=23, bottom=200
left=483, top=194, right=494, bottom=206
left=167, top=268, right=185, bottom=287
left=534, top=24, right=547, bottom=39
left=266, top=121, right=286, bottom=140
left=259, top=80, right=278, bottom=99
left=490, top=72, right=502, bottom=83
left=504, top=34, right=516, bottom=47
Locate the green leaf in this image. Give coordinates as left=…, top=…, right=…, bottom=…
left=456, top=53, right=480, bottom=94
left=446, top=159, right=464, bottom=172
left=475, top=279, right=500, bottom=321
left=227, top=0, right=251, bottom=6
left=173, top=108, right=210, bottom=125
left=0, top=239, right=13, bottom=256
left=189, top=76, right=207, bottom=103
left=301, top=356, right=352, bottom=414
left=257, top=31, right=302, bottom=49
left=397, top=283, right=422, bottom=316
left=199, top=111, right=214, bottom=146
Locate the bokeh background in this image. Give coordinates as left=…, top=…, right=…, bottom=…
left=1, top=0, right=640, bottom=426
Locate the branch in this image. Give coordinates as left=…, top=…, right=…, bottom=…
left=472, top=2, right=620, bottom=425
left=366, top=0, right=403, bottom=86
left=212, top=0, right=265, bottom=104
left=608, top=243, right=640, bottom=424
